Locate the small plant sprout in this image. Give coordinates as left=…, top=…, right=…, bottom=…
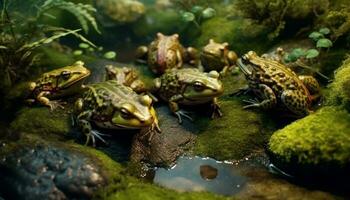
left=305, top=49, right=319, bottom=59
left=104, top=51, right=117, bottom=60
left=316, top=38, right=333, bottom=48
left=180, top=5, right=216, bottom=29
left=319, top=28, right=331, bottom=35
left=202, top=7, right=216, bottom=19
left=308, top=32, right=324, bottom=41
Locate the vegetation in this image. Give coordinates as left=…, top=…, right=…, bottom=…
left=0, top=0, right=98, bottom=93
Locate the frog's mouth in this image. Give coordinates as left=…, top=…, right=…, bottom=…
left=237, top=58, right=252, bottom=76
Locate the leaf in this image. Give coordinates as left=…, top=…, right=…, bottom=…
left=316, top=38, right=333, bottom=48
left=308, top=32, right=323, bottom=41
left=73, top=50, right=83, bottom=56
left=191, top=5, right=204, bottom=14
left=181, top=12, right=195, bottom=22
left=104, top=51, right=116, bottom=59
left=79, top=43, right=90, bottom=49
left=319, top=28, right=330, bottom=35
left=305, top=49, right=319, bottom=59
left=291, top=48, right=306, bottom=58
left=202, top=7, right=216, bottom=19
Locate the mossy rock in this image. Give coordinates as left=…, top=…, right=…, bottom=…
left=269, top=106, right=350, bottom=177
left=10, top=107, right=72, bottom=138
left=326, top=58, right=350, bottom=111
left=195, top=17, right=273, bottom=55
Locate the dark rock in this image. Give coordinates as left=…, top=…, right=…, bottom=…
left=0, top=145, right=105, bottom=200
left=130, top=105, right=196, bottom=167
left=200, top=165, right=218, bottom=180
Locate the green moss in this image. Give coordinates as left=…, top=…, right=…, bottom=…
left=269, top=106, right=350, bottom=165
left=10, top=107, right=71, bottom=138
left=195, top=17, right=272, bottom=55
left=105, top=181, right=230, bottom=200
left=326, top=57, right=350, bottom=111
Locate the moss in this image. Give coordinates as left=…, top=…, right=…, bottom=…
left=326, top=57, right=350, bottom=111
left=10, top=107, right=71, bottom=138
left=269, top=106, right=350, bottom=165
left=195, top=17, right=272, bottom=55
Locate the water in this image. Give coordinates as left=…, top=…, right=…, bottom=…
left=154, top=156, right=247, bottom=196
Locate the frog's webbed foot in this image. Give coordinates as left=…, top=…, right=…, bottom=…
left=47, top=100, right=66, bottom=111
left=142, top=122, right=162, bottom=144
left=242, top=98, right=261, bottom=109
left=175, top=110, right=193, bottom=124
left=86, top=130, right=109, bottom=147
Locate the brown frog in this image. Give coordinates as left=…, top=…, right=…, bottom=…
left=200, top=39, right=237, bottom=75
left=235, top=51, right=320, bottom=117
left=136, top=33, right=198, bottom=74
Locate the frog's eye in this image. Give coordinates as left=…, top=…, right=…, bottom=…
left=120, top=108, right=132, bottom=119
left=193, top=81, right=205, bottom=92
left=61, top=71, right=71, bottom=79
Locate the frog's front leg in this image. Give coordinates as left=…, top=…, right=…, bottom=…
left=281, top=90, right=310, bottom=117
left=135, top=46, right=148, bottom=63
left=169, top=95, right=192, bottom=124
left=76, top=110, right=107, bottom=147
left=185, top=47, right=199, bottom=67
left=37, top=91, right=65, bottom=110
left=222, top=51, right=238, bottom=76
left=298, top=75, right=321, bottom=101
left=243, top=84, right=277, bottom=110
left=211, top=97, right=222, bottom=118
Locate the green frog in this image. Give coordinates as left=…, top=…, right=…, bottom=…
left=153, top=68, right=224, bottom=123
left=200, top=39, right=237, bottom=75
left=27, top=61, right=91, bottom=110
left=105, top=65, right=146, bottom=94
left=235, top=51, right=320, bottom=117
left=74, top=80, right=160, bottom=146
left=136, top=33, right=198, bottom=74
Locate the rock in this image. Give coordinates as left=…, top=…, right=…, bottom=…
left=268, top=106, right=350, bottom=178
left=326, top=57, right=350, bottom=111
left=0, top=145, right=106, bottom=199
left=200, top=165, right=218, bottom=180
left=95, top=0, right=145, bottom=26
left=130, top=105, right=196, bottom=167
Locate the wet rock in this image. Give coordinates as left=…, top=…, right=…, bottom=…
left=0, top=145, right=106, bottom=199
left=95, top=0, right=145, bottom=26
left=268, top=106, right=350, bottom=179
left=200, top=165, right=218, bottom=180
left=130, top=105, right=196, bottom=167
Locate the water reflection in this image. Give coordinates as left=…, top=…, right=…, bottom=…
left=154, top=156, right=247, bottom=196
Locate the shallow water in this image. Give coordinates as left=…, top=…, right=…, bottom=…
left=154, top=156, right=247, bottom=196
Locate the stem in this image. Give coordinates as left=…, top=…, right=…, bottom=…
left=3, top=0, right=16, bottom=42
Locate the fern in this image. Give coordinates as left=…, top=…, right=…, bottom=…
left=37, top=0, right=100, bottom=34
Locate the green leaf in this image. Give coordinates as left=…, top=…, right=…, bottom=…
left=191, top=5, right=204, bottom=14
left=305, top=49, right=319, bottom=59
left=202, top=7, right=216, bottom=19
left=181, top=12, right=195, bottom=22
left=104, top=51, right=116, bottom=59
left=308, top=32, right=323, bottom=41
left=73, top=50, right=83, bottom=56
left=319, top=28, right=330, bottom=35
left=291, top=48, right=306, bottom=58
left=79, top=43, right=89, bottom=49
left=316, top=38, right=333, bottom=48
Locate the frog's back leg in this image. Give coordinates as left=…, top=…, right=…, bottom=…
left=298, top=75, right=320, bottom=94
left=281, top=90, right=310, bottom=116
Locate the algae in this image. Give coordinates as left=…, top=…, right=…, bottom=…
left=326, top=57, right=350, bottom=111
left=269, top=106, right=350, bottom=165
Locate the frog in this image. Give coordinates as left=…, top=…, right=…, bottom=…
left=105, top=65, right=146, bottom=94
left=74, top=80, right=161, bottom=146
left=26, top=61, right=91, bottom=110
left=200, top=39, right=238, bottom=76
left=235, top=51, right=320, bottom=117
left=153, top=68, right=224, bottom=123
left=136, top=33, right=198, bottom=74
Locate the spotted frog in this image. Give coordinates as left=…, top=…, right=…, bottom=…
left=74, top=80, right=160, bottom=146
left=105, top=65, right=146, bottom=93
left=200, top=39, right=237, bottom=75
left=27, top=61, right=90, bottom=110
left=153, top=68, right=224, bottom=123
left=236, top=51, right=320, bottom=116
left=136, top=33, right=198, bottom=74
